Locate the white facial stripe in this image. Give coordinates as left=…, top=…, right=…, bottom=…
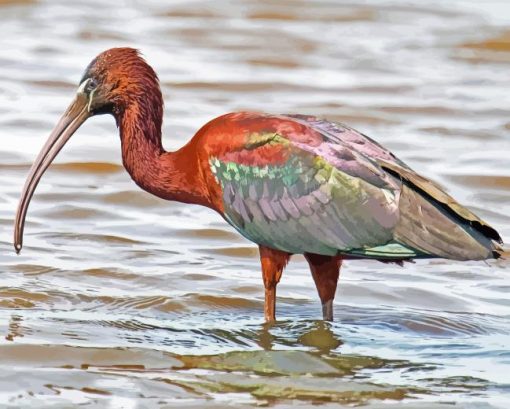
left=87, top=88, right=95, bottom=112
left=77, top=78, right=90, bottom=94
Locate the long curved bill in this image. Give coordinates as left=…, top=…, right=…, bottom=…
left=14, top=91, right=91, bottom=254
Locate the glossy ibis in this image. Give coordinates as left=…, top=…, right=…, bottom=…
left=14, top=48, right=503, bottom=321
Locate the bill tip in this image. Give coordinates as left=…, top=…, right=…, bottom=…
left=14, top=243, right=22, bottom=254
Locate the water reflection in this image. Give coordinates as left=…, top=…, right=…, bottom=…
left=255, top=321, right=276, bottom=350
left=251, top=320, right=343, bottom=352
left=298, top=321, right=343, bottom=353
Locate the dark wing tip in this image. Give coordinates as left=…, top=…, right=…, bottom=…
left=493, top=247, right=510, bottom=260
left=472, top=221, right=503, bottom=245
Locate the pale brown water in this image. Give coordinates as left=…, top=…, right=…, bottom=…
left=0, top=0, right=510, bottom=408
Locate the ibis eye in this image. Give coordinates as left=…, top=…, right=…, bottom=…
left=86, top=78, right=98, bottom=93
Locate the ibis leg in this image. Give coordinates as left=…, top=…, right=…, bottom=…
left=259, top=246, right=291, bottom=322
left=304, top=253, right=342, bottom=321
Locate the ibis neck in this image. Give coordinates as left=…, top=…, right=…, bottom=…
left=117, top=105, right=207, bottom=206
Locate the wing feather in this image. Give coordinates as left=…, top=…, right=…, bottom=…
left=207, top=113, right=501, bottom=259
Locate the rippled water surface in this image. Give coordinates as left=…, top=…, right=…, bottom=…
left=1, top=0, right=510, bottom=407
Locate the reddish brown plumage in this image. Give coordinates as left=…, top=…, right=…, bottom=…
left=85, top=48, right=164, bottom=135
left=87, top=49, right=218, bottom=210
left=198, top=112, right=323, bottom=167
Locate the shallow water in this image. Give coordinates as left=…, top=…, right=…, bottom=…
left=0, top=0, right=509, bottom=407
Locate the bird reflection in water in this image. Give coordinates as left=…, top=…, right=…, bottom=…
left=256, top=320, right=342, bottom=354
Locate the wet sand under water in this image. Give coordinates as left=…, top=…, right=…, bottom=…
left=0, top=0, right=509, bottom=407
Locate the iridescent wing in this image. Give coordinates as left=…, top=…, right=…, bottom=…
left=207, top=113, right=501, bottom=260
